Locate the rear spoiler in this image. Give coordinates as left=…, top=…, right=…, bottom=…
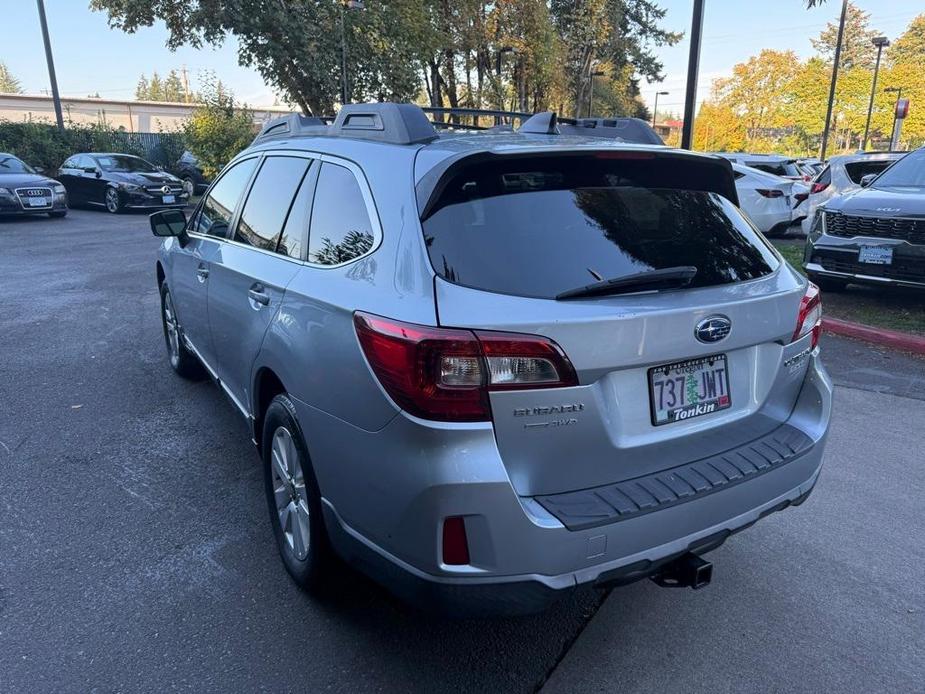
left=416, top=149, right=739, bottom=220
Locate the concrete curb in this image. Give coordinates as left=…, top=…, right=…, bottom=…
left=823, top=317, right=925, bottom=355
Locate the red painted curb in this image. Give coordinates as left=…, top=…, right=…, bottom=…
left=823, top=317, right=925, bottom=355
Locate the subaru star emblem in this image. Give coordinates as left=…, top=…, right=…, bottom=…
left=161, top=185, right=172, bottom=195
left=695, top=316, right=731, bottom=343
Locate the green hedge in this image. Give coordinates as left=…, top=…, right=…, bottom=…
left=0, top=120, right=187, bottom=173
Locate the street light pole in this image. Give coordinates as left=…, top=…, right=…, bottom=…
left=680, top=0, right=705, bottom=149
left=819, top=0, right=848, bottom=161
left=862, top=36, right=890, bottom=151
left=339, top=0, right=365, bottom=107
left=36, top=0, right=64, bottom=132
left=652, top=90, right=669, bottom=128
left=587, top=70, right=605, bottom=119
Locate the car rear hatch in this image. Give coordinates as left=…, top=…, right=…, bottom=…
left=416, top=149, right=812, bottom=497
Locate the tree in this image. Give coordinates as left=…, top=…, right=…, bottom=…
left=182, top=78, right=254, bottom=178
left=890, top=14, right=925, bottom=66
left=810, top=2, right=878, bottom=69
left=0, top=61, right=23, bottom=94
left=713, top=50, right=801, bottom=137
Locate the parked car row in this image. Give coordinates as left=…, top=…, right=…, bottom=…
left=0, top=150, right=211, bottom=219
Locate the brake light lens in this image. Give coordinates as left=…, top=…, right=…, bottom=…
left=792, top=282, right=822, bottom=349
left=810, top=181, right=829, bottom=194
left=354, top=312, right=578, bottom=421
left=756, top=188, right=784, bottom=198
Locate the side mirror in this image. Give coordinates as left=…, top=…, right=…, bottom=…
left=82, top=166, right=96, bottom=174
left=860, top=173, right=877, bottom=188
left=34, top=166, right=46, bottom=174
left=150, top=209, right=188, bottom=244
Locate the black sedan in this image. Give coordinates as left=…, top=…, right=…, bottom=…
left=0, top=153, right=68, bottom=218
left=176, top=150, right=211, bottom=196
left=57, top=153, right=189, bottom=213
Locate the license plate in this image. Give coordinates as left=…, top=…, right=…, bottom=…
left=27, top=197, right=48, bottom=207
left=162, top=195, right=176, bottom=204
left=648, top=355, right=731, bottom=426
left=858, top=246, right=892, bottom=265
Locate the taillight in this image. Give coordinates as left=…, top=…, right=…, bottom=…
left=354, top=312, right=578, bottom=422
left=810, top=182, right=829, bottom=194
left=756, top=188, right=784, bottom=198
left=794, top=192, right=809, bottom=204
left=792, top=282, right=822, bottom=349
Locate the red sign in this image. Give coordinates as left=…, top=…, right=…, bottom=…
left=895, top=98, right=910, bottom=119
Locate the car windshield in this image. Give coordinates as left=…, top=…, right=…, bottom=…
left=421, top=156, right=779, bottom=300
left=0, top=155, right=35, bottom=174
left=96, top=155, right=157, bottom=173
left=871, top=150, right=925, bottom=189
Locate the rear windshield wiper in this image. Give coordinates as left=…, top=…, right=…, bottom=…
left=555, top=266, right=698, bottom=300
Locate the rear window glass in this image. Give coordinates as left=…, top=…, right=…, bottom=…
left=422, top=157, right=779, bottom=299
left=844, top=160, right=894, bottom=185
left=748, top=161, right=800, bottom=177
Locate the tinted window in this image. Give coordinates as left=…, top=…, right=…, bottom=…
left=97, top=155, right=157, bottom=173
left=422, top=157, right=778, bottom=299
left=234, top=157, right=311, bottom=252
left=278, top=165, right=317, bottom=260
left=868, top=150, right=925, bottom=189
left=195, top=158, right=258, bottom=238
left=844, top=160, right=893, bottom=184
left=308, top=163, right=375, bottom=265
left=815, top=166, right=831, bottom=186
left=0, top=155, right=33, bottom=174
left=76, top=155, right=95, bottom=170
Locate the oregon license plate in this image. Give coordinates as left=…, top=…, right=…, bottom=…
left=648, top=354, right=731, bottom=426
left=162, top=194, right=176, bottom=204
left=858, top=246, right=892, bottom=265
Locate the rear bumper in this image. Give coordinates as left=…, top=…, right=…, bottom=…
left=307, top=354, right=832, bottom=615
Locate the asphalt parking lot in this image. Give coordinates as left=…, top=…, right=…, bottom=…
left=1, top=209, right=923, bottom=693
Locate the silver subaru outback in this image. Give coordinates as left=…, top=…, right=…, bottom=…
left=150, top=103, right=832, bottom=615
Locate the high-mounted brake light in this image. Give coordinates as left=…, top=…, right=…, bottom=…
left=792, top=282, right=822, bottom=349
left=354, top=312, right=578, bottom=422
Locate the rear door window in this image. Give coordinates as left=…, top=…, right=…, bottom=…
left=421, top=156, right=779, bottom=300
left=234, top=156, right=311, bottom=252
left=195, top=157, right=258, bottom=238
left=307, top=163, right=375, bottom=265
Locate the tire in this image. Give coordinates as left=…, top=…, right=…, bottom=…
left=807, top=273, right=848, bottom=292
left=48, top=210, right=67, bottom=218
left=105, top=187, right=123, bottom=214
left=262, top=393, right=335, bottom=591
left=182, top=176, right=196, bottom=198
left=159, top=283, right=205, bottom=380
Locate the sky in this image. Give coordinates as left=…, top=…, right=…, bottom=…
left=0, top=1, right=922, bottom=112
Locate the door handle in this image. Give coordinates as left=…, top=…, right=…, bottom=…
left=196, top=264, right=209, bottom=282
left=248, top=286, right=270, bottom=306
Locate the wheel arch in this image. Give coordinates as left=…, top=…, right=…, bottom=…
left=253, top=366, right=288, bottom=453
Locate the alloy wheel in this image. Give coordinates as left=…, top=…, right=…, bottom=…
left=182, top=177, right=195, bottom=197
left=270, top=426, right=310, bottom=561
left=105, top=188, right=120, bottom=213
left=162, top=290, right=180, bottom=367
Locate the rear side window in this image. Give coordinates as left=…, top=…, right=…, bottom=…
left=234, top=156, right=311, bottom=252
left=421, top=156, right=779, bottom=300
left=815, top=166, right=831, bottom=186
left=308, top=163, right=375, bottom=266
left=195, top=158, right=258, bottom=237
left=844, top=161, right=892, bottom=185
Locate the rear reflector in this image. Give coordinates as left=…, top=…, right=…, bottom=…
left=792, top=282, right=822, bottom=349
left=442, top=517, right=470, bottom=565
left=354, top=312, right=578, bottom=422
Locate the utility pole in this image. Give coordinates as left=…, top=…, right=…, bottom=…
left=36, top=0, right=64, bottom=132
left=652, top=90, right=669, bottom=127
left=680, top=0, right=705, bottom=149
left=884, top=87, right=904, bottom=149
left=338, top=1, right=365, bottom=107
left=819, top=0, right=848, bottom=161
left=181, top=65, right=191, bottom=103
left=862, top=37, right=890, bottom=151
